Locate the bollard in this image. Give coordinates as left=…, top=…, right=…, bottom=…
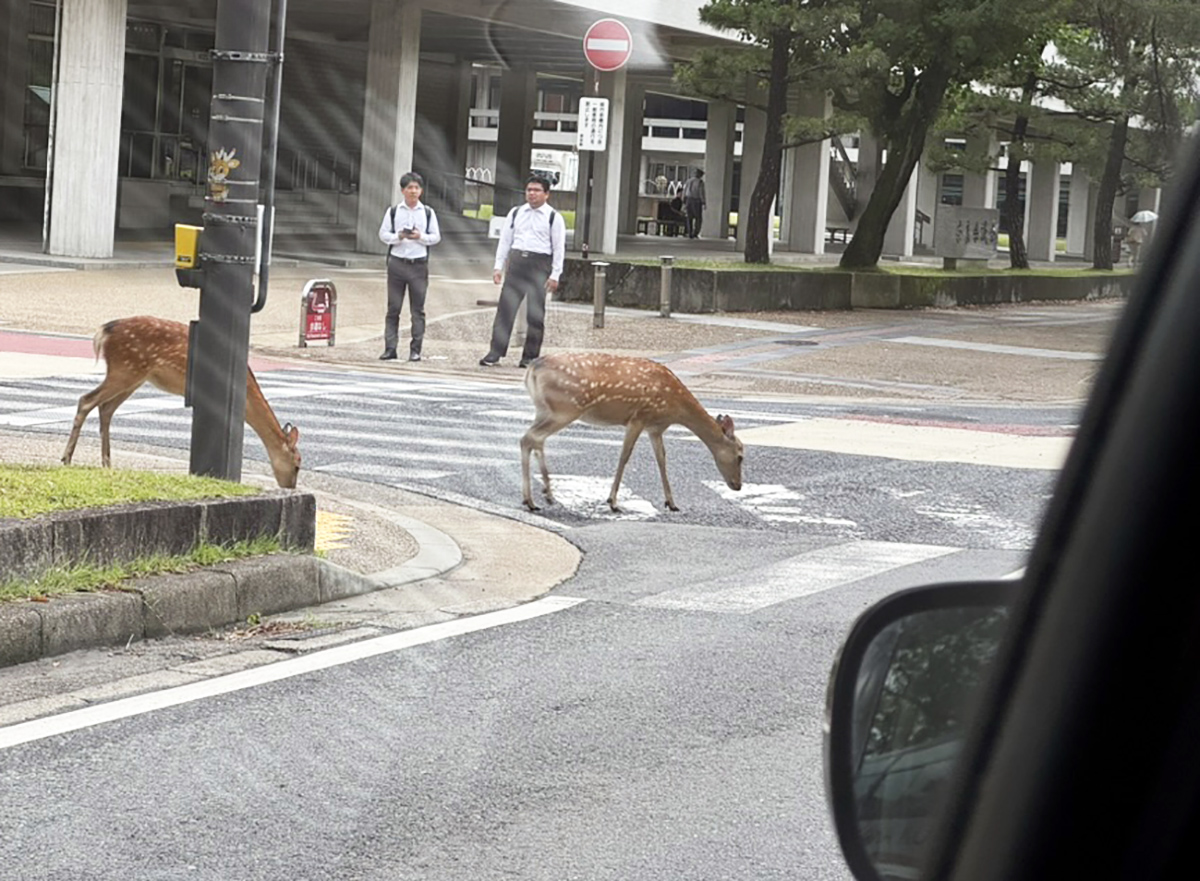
left=592, top=261, right=609, bottom=328
left=659, top=255, right=674, bottom=317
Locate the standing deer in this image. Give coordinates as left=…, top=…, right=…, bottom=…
left=61, top=316, right=302, bottom=488
left=521, top=352, right=743, bottom=512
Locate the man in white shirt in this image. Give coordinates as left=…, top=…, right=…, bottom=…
left=480, top=174, right=566, bottom=368
left=378, top=171, right=441, bottom=361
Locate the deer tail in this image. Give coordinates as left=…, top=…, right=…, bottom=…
left=93, top=320, right=121, bottom=362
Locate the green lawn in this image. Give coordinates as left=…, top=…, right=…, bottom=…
left=0, top=464, right=286, bottom=601
left=0, top=464, right=258, bottom=519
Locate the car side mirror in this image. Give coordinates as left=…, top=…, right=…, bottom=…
left=824, top=581, right=1016, bottom=880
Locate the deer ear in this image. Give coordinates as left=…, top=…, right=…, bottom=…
left=719, top=414, right=735, bottom=437
left=284, top=422, right=299, bottom=444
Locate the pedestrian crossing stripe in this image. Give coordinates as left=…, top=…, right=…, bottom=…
left=635, top=540, right=959, bottom=613
left=705, top=481, right=861, bottom=528
left=532, top=475, right=657, bottom=520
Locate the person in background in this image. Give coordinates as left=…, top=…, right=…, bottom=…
left=378, top=171, right=441, bottom=362
left=682, top=168, right=706, bottom=239
left=1125, top=221, right=1147, bottom=266
left=479, top=174, right=566, bottom=368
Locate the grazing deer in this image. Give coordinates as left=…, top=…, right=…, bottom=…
left=61, top=316, right=302, bottom=488
left=521, top=352, right=743, bottom=512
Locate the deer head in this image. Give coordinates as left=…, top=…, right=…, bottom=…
left=711, top=414, right=744, bottom=491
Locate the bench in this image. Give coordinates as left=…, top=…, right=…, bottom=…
left=637, top=217, right=685, bottom=237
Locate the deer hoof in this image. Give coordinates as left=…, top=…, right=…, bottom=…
left=524, top=499, right=540, bottom=512
left=666, top=501, right=680, bottom=512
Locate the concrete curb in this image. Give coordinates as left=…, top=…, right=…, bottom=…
left=0, top=492, right=331, bottom=667
left=0, top=487, right=475, bottom=667
left=0, top=554, right=383, bottom=667
left=0, top=492, right=317, bottom=582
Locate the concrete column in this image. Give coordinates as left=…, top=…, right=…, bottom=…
left=1065, top=165, right=1090, bottom=257
left=587, top=67, right=628, bottom=255
left=494, top=67, right=537, bottom=218
left=357, top=0, right=421, bottom=252
left=781, top=92, right=829, bottom=254
left=446, top=62, right=472, bottom=214
left=48, top=0, right=127, bottom=258
left=915, top=163, right=938, bottom=252
left=1026, top=159, right=1060, bottom=263
left=619, top=82, right=645, bottom=234
left=702, top=100, right=737, bottom=239
left=736, top=82, right=767, bottom=250
left=0, top=0, right=30, bottom=175
left=882, top=163, right=918, bottom=258
left=961, top=134, right=998, bottom=208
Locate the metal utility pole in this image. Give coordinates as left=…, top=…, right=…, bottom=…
left=188, top=0, right=272, bottom=482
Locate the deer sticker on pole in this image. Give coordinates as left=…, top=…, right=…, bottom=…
left=208, top=147, right=241, bottom=203
left=521, top=353, right=743, bottom=512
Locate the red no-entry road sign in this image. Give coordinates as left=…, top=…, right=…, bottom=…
left=583, top=19, right=633, bottom=72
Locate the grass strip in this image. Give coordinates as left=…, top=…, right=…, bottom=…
left=0, top=464, right=258, bottom=519
left=0, top=536, right=284, bottom=603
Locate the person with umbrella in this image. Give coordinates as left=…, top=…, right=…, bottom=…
left=1127, top=209, right=1158, bottom=266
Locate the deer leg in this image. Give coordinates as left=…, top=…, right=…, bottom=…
left=649, top=430, right=679, bottom=511
left=521, top=415, right=568, bottom=511
left=62, top=385, right=111, bottom=465
left=534, top=445, right=553, bottom=503
left=608, top=424, right=644, bottom=512
left=97, top=390, right=136, bottom=468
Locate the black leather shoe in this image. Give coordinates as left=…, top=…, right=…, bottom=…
left=518, top=359, right=533, bottom=368
left=408, top=352, right=421, bottom=362
left=379, top=350, right=397, bottom=361
left=478, top=357, right=499, bottom=367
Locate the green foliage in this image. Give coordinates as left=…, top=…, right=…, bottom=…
left=0, top=536, right=284, bottom=603
left=680, top=0, right=1064, bottom=267
left=0, top=464, right=258, bottom=519
left=1042, top=0, right=1200, bottom=183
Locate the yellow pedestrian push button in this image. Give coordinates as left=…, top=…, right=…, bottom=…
left=174, top=223, right=204, bottom=288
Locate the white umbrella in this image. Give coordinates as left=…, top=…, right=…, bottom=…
left=1131, top=210, right=1158, bottom=223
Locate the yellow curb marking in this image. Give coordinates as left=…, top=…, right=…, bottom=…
left=315, top=510, right=354, bottom=551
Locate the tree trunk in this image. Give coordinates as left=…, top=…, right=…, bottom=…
left=1004, top=74, right=1038, bottom=270
left=744, top=34, right=790, bottom=264
left=1092, top=114, right=1130, bottom=270
left=1004, top=114, right=1030, bottom=270
left=840, top=71, right=949, bottom=269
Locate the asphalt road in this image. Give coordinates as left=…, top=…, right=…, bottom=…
left=0, top=547, right=1014, bottom=881
left=0, top=367, right=1050, bottom=879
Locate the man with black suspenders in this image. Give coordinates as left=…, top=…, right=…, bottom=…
left=479, top=174, right=566, bottom=368
left=379, top=171, right=441, bottom=362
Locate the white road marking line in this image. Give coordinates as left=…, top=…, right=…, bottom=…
left=0, top=596, right=586, bottom=751
left=889, top=336, right=1102, bottom=360
left=320, top=463, right=456, bottom=480
left=636, top=541, right=959, bottom=613
left=737, top=418, right=1072, bottom=470
left=546, top=475, right=658, bottom=520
